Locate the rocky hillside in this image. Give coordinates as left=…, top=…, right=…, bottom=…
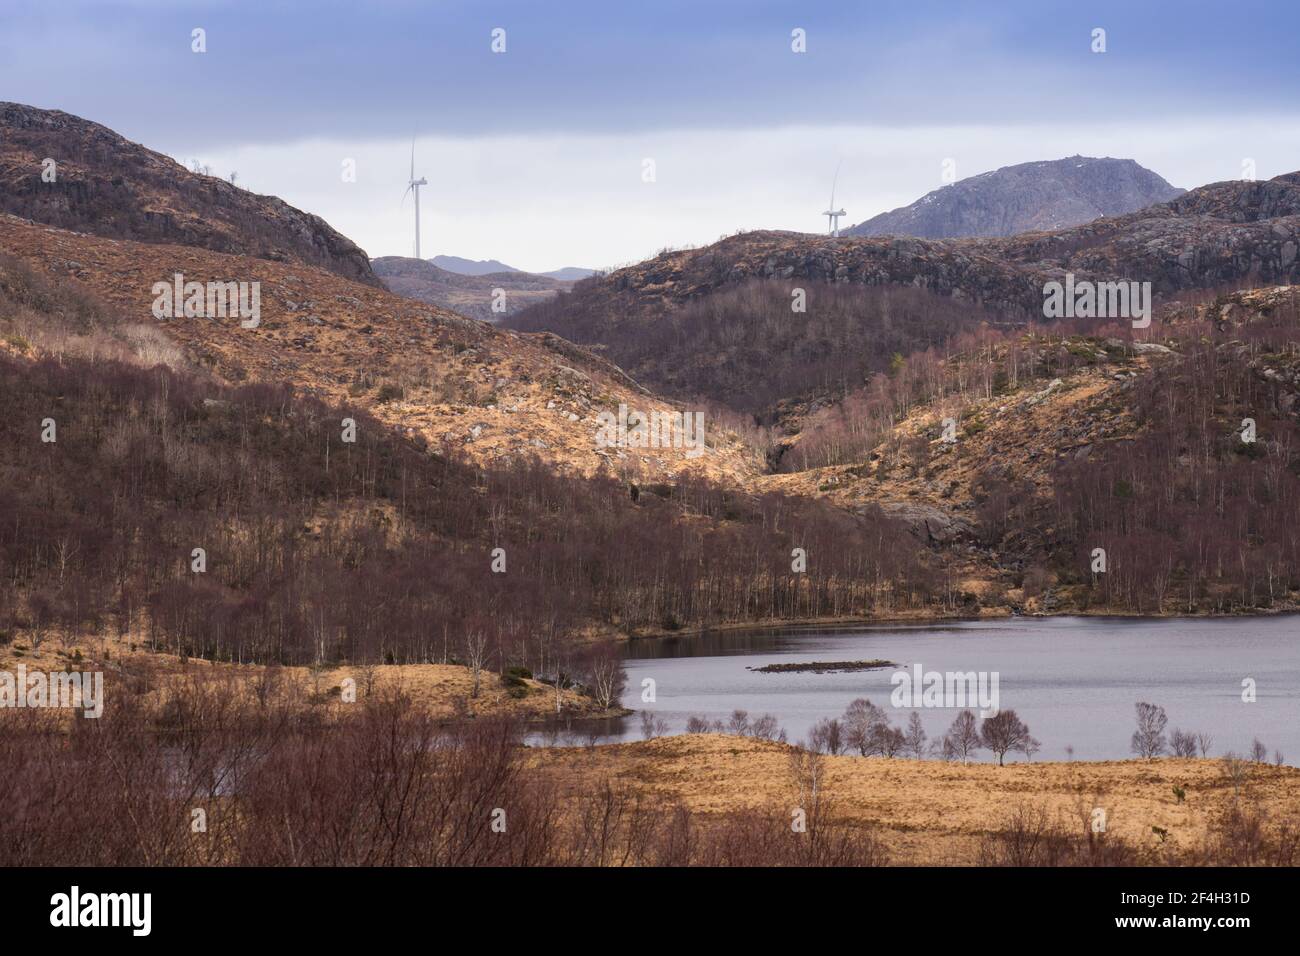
left=988, top=171, right=1300, bottom=295
left=507, top=170, right=1300, bottom=416
left=847, top=156, right=1184, bottom=238
left=0, top=102, right=378, bottom=286
left=765, top=284, right=1300, bottom=615
left=373, top=255, right=571, bottom=322
left=0, top=214, right=756, bottom=482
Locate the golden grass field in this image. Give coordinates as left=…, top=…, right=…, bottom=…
left=533, top=734, right=1300, bottom=864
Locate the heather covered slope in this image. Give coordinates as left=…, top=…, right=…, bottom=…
left=0, top=102, right=379, bottom=286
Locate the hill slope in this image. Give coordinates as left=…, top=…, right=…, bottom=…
left=847, top=156, right=1184, bottom=238
left=507, top=171, right=1300, bottom=416
left=0, top=102, right=379, bottom=286
left=0, top=214, right=754, bottom=481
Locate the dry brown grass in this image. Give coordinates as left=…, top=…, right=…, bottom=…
left=533, top=733, right=1300, bottom=864
left=0, top=631, right=609, bottom=722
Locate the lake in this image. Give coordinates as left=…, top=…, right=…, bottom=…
left=580, top=615, right=1299, bottom=763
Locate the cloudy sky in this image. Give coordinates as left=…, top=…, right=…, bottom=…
left=3, top=0, right=1299, bottom=272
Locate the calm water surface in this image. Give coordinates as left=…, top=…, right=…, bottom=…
left=572, top=616, right=1299, bottom=763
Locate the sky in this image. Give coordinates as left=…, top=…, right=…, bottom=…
left=3, top=0, right=1299, bottom=272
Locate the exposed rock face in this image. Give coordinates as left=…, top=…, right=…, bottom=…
left=0, top=102, right=379, bottom=286
left=847, top=156, right=1185, bottom=239
left=989, top=172, right=1300, bottom=300
left=863, top=501, right=975, bottom=545
left=373, top=255, right=571, bottom=322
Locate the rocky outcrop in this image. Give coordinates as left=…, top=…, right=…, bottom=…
left=0, top=102, right=379, bottom=286
left=863, top=501, right=975, bottom=545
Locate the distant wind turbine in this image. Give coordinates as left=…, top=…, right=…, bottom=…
left=401, top=141, right=429, bottom=258
left=823, top=162, right=846, bottom=238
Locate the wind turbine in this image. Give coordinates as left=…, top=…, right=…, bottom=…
left=823, top=162, right=846, bottom=238
left=402, top=141, right=429, bottom=258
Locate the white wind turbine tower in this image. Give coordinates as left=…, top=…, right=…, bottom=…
left=402, top=140, right=429, bottom=258
left=823, top=162, right=846, bottom=238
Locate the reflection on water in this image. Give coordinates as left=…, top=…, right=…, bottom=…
left=542, top=615, right=1300, bottom=763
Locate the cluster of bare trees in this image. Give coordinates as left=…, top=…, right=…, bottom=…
left=1051, top=327, right=1300, bottom=613
left=0, top=352, right=944, bottom=673
left=683, top=709, right=786, bottom=741
left=1132, top=701, right=1282, bottom=765
left=508, top=279, right=1001, bottom=417
left=803, top=701, right=1039, bottom=765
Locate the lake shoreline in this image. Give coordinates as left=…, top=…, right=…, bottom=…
left=625, top=604, right=1300, bottom=644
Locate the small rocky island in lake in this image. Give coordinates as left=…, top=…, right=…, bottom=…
left=748, top=660, right=894, bottom=674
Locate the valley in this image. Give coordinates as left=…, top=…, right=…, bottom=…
left=2, top=94, right=1298, bottom=878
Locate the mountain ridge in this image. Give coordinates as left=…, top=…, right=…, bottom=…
left=373, top=255, right=574, bottom=322
left=432, top=253, right=594, bottom=281
left=846, top=156, right=1185, bottom=239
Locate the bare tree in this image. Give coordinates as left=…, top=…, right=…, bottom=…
left=727, top=709, right=752, bottom=736
left=875, top=720, right=905, bottom=758
left=1196, top=732, right=1214, bottom=758
left=356, top=662, right=379, bottom=698
left=1019, top=731, right=1042, bottom=762
left=581, top=645, right=626, bottom=711
left=931, top=734, right=959, bottom=761
left=1131, top=702, right=1168, bottom=759
left=685, top=715, right=718, bottom=733
left=1250, top=738, right=1269, bottom=764
left=788, top=743, right=828, bottom=849
left=1221, top=752, right=1249, bottom=798
left=462, top=631, right=489, bottom=698
left=842, top=698, right=886, bottom=756
left=1170, top=728, right=1198, bottom=757
left=903, top=712, right=927, bottom=759
left=945, top=709, right=982, bottom=763
left=639, top=710, right=668, bottom=740
left=749, top=714, right=785, bottom=742
left=980, top=709, right=1033, bottom=766
left=810, top=717, right=845, bottom=755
